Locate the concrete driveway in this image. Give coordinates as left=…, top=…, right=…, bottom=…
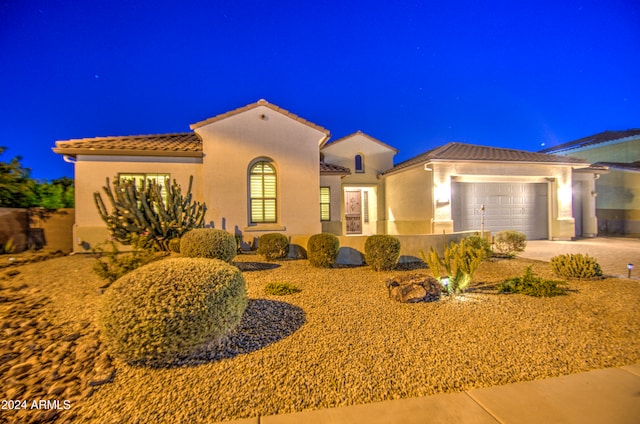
left=520, top=237, right=640, bottom=279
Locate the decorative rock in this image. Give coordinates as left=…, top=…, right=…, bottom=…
left=8, top=361, right=33, bottom=377
left=386, top=274, right=442, bottom=303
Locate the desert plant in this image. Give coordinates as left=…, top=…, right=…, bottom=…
left=98, top=257, right=247, bottom=365
left=464, top=234, right=492, bottom=259
left=307, top=233, right=339, bottom=268
left=257, top=233, right=289, bottom=261
left=168, top=238, right=181, bottom=253
left=493, top=230, right=527, bottom=256
left=550, top=253, right=603, bottom=279
left=180, top=229, right=237, bottom=263
left=265, top=282, right=301, bottom=296
left=92, top=240, right=166, bottom=286
left=498, top=266, right=567, bottom=297
left=365, top=235, right=401, bottom=271
left=94, top=175, right=206, bottom=251
left=421, top=238, right=484, bottom=295
left=0, top=237, right=16, bottom=254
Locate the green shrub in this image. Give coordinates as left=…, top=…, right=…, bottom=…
left=465, top=234, right=492, bottom=259
left=98, top=257, right=247, bottom=364
left=550, top=253, right=603, bottom=279
left=92, top=241, right=166, bottom=287
left=493, top=230, right=527, bottom=256
left=265, top=282, right=301, bottom=296
left=180, top=229, right=236, bottom=263
left=365, top=235, right=401, bottom=271
left=168, top=238, right=181, bottom=253
left=257, top=233, right=289, bottom=261
left=498, top=266, right=567, bottom=297
left=421, top=238, right=484, bottom=295
left=307, top=233, right=339, bottom=268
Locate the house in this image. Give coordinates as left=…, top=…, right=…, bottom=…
left=540, top=129, right=640, bottom=235
left=53, top=99, right=599, bottom=253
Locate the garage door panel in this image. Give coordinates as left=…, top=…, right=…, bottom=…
left=452, top=182, right=548, bottom=240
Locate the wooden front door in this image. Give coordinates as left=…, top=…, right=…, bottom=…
left=345, top=190, right=362, bottom=234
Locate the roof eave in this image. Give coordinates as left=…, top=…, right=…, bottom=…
left=52, top=148, right=203, bottom=158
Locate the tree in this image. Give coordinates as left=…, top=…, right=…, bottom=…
left=0, top=146, right=37, bottom=207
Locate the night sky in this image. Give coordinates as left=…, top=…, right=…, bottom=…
left=1, top=0, right=639, bottom=180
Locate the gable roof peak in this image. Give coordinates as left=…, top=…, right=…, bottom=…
left=190, top=100, right=330, bottom=135
left=322, top=130, right=398, bottom=153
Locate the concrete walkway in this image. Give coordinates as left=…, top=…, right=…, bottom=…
left=218, top=364, right=640, bottom=423
left=520, top=237, right=640, bottom=279
left=217, top=237, right=640, bottom=424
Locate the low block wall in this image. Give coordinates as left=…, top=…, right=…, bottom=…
left=289, top=231, right=485, bottom=265
left=0, top=208, right=75, bottom=253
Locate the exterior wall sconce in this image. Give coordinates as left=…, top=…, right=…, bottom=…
left=591, top=191, right=598, bottom=197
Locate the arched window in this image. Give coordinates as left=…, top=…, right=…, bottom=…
left=355, top=154, right=364, bottom=173
left=249, top=160, right=277, bottom=223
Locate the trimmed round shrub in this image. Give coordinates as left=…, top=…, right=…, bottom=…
left=493, top=230, right=527, bottom=256
left=307, top=233, right=339, bottom=268
left=257, top=233, right=289, bottom=261
left=550, top=253, right=603, bottom=279
left=464, top=234, right=492, bottom=260
left=365, top=235, right=401, bottom=271
left=180, top=229, right=236, bottom=263
left=98, top=257, right=247, bottom=364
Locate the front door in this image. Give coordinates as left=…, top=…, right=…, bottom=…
left=345, top=190, right=362, bottom=234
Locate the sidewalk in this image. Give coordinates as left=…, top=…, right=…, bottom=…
left=218, top=364, right=640, bottom=423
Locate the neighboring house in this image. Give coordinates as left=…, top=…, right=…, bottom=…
left=53, top=99, right=598, bottom=253
left=541, top=130, right=640, bottom=235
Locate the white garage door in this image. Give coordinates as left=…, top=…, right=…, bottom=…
left=452, top=182, right=549, bottom=240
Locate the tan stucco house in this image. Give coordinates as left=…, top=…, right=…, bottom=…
left=53, top=99, right=599, bottom=253
left=541, top=129, right=640, bottom=235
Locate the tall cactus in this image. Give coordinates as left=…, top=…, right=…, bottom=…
left=94, top=175, right=206, bottom=251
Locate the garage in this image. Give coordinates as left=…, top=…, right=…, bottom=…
left=451, top=182, right=549, bottom=240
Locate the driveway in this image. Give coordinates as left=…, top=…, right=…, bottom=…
left=520, top=237, right=640, bottom=279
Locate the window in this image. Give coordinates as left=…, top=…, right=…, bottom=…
left=249, top=161, right=277, bottom=223
left=355, top=154, right=364, bottom=173
left=320, top=187, right=331, bottom=221
left=118, top=173, right=170, bottom=200
left=363, top=190, right=369, bottom=223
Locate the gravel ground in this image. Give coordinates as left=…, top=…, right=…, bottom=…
left=2, top=253, right=639, bottom=423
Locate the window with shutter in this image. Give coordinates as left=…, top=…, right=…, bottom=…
left=249, top=161, right=277, bottom=223
left=320, top=187, right=331, bottom=221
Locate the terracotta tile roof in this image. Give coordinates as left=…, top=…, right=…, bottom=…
left=594, top=161, right=640, bottom=172
left=320, top=162, right=351, bottom=175
left=382, top=142, right=588, bottom=175
left=53, top=133, right=203, bottom=158
left=322, top=130, right=398, bottom=152
left=190, top=99, right=330, bottom=136
left=539, top=129, right=640, bottom=153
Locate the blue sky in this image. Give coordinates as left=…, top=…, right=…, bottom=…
left=1, top=0, right=638, bottom=180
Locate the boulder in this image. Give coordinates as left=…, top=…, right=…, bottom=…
left=386, top=274, right=441, bottom=303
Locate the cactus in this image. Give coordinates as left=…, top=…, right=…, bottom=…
left=421, top=238, right=484, bottom=295
left=94, top=176, right=206, bottom=251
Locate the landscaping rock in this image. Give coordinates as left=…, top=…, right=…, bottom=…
left=0, top=283, right=114, bottom=423
left=386, top=274, right=441, bottom=302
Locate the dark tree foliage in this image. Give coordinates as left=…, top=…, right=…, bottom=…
left=0, top=147, right=74, bottom=208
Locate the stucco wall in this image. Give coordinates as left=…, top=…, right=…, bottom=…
left=384, top=164, right=433, bottom=234
left=195, top=104, right=326, bottom=238
left=560, top=138, right=640, bottom=163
